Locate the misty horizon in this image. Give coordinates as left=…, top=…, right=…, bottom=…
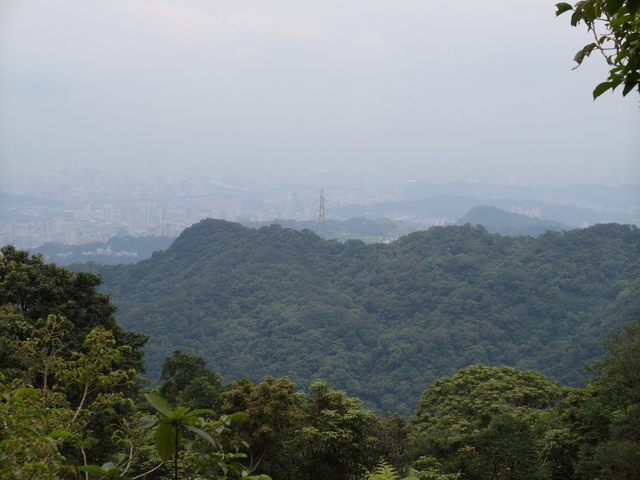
left=1, top=1, right=639, bottom=189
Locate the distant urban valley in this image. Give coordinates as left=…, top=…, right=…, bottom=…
left=2, top=167, right=638, bottom=263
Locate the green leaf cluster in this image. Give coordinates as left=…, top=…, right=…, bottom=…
left=0, top=245, right=147, bottom=375
left=367, top=460, right=419, bottom=480
left=408, top=323, right=640, bottom=480
left=220, top=377, right=381, bottom=480
left=556, top=0, right=640, bottom=98
left=0, top=318, right=137, bottom=479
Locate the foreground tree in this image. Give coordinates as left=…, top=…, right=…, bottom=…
left=556, top=0, right=640, bottom=98
left=159, top=350, right=224, bottom=412
left=0, top=245, right=147, bottom=373
left=411, top=365, right=566, bottom=478
left=470, top=414, right=547, bottom=480
left=0, top=313, right=271, bottom=480
left=221, top=376, right=304, bottom=477
left=563, top=322, right=640, bottom=480
left=0, top=246, right=149, bottom=466
left=0, top=316, right=137, bottom=478
left=222, top=378, right=383, bottom=480
left=294, top=381, right=379, bottom=480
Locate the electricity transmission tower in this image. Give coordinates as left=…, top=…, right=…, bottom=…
left=318, top=189, right=326, bottom=236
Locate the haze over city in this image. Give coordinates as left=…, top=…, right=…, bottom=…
left=1, top=0, right=639, bottom=188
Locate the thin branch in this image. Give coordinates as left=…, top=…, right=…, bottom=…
left=81, top=446, right=89, bottom=480
left=120, top=427, right=152, bottom=475
left=70, top=383, right=90, bottom=424
left=133, top=462, right=165, bottom=479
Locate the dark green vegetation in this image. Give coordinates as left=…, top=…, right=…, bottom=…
left=1, top=244, right=639, bottom=479
left=556, top=0, right=640, bottom=98
left=30, top=206, right=571, bottom=267
left=0, top=245, right=147, bottom=374
left=245, top=217, right=413, bottom=243
left=77, top=219, right=640, bottom=415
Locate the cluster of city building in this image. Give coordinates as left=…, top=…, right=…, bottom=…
left=1, top=168, right=388, bottom=249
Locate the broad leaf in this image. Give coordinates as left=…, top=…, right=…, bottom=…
left=571, top=9, right=583, bottom=26
left=226, top=411, right=248, bottom=422
left=593, top=81, right=615, bottom=98
left=145, top=393, right=174, bottom=417
left=185, top=425, right=217, bottom=446
left=137, top=416, right=157, bottom=429
left=155, top=422, right=179, bottom=462
left=77, top=465, right=108, bottom=474
left=555, top=2, right=574, bottom=15
left=188, top=408, right=214, bottom=417
left=573, top=43, right=597, bottom=66
left=622, top=80, right=638, bottom=96
left=604, top=0, right=625, bottom=15
left=628, top=0, right=640, bottom=14
left=46, top=430, right=71, bottom=438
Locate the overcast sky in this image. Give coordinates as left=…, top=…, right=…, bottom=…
left=1, top=0, right=639, bottom=186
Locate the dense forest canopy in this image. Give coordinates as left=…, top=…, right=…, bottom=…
left=2, top=226, right=639, bottom=479
left=74, top=219, right=640, bottom=415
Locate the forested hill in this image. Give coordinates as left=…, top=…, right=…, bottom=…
left=87, top=219, right=640, bottom=415
left=455, top=205, right=572, bottom=236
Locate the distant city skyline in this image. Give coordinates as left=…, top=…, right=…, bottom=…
left=2, top=166, right=638, bottom=250
left=1, top=1, right=639, bottom=188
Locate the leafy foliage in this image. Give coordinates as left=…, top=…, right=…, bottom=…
left=561, top=321, right=640, bottom=480
left=139, top=393, right=270, bottom=480
left=0, top=245, right=147, bottom=374
left=2, top=237, right=639, bottom=480
left=0, top=316, right=137, bottom=479
left=221, top=376, right=304, bottom=476
left=556, top=0, right=640, bottom=98
left=367, top=460, right=419, bottom=480
left=294, top=381, right=379, bottom=480
left=411, top=365, right=564, bottom=477
left=0, top=308, right=271, bottom=480
left=159, top=350, right=223, bottom=412
left=470, top=414, right=547, bottom=480
left=221, top=378, right=382, bottom=480
left=87, top=220, right=639, bottom=415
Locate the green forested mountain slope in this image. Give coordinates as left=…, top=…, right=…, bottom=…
left=87, top=220, right=639, bottom=415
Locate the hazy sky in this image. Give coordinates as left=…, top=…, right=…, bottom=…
left=1, top=0, right=639, bottom=186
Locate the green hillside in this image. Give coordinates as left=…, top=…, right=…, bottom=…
left=86, top=219, right=640, bottom=415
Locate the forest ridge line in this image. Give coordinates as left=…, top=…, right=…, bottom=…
left=70, top=219, right=640, bottom=416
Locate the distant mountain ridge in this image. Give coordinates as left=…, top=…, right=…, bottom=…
left=26, top=208, right=565, bottom=267
left=331, top=193, right=638, bottom=228
left=0, top=192, right=64, bottom=207
left=456, top=205, right=572, bottom=236
left=33, top=235, right=175, bottom=265
left=329, top=181, right=640, bottom=228
left=80, top=219, right=640, bottom=415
